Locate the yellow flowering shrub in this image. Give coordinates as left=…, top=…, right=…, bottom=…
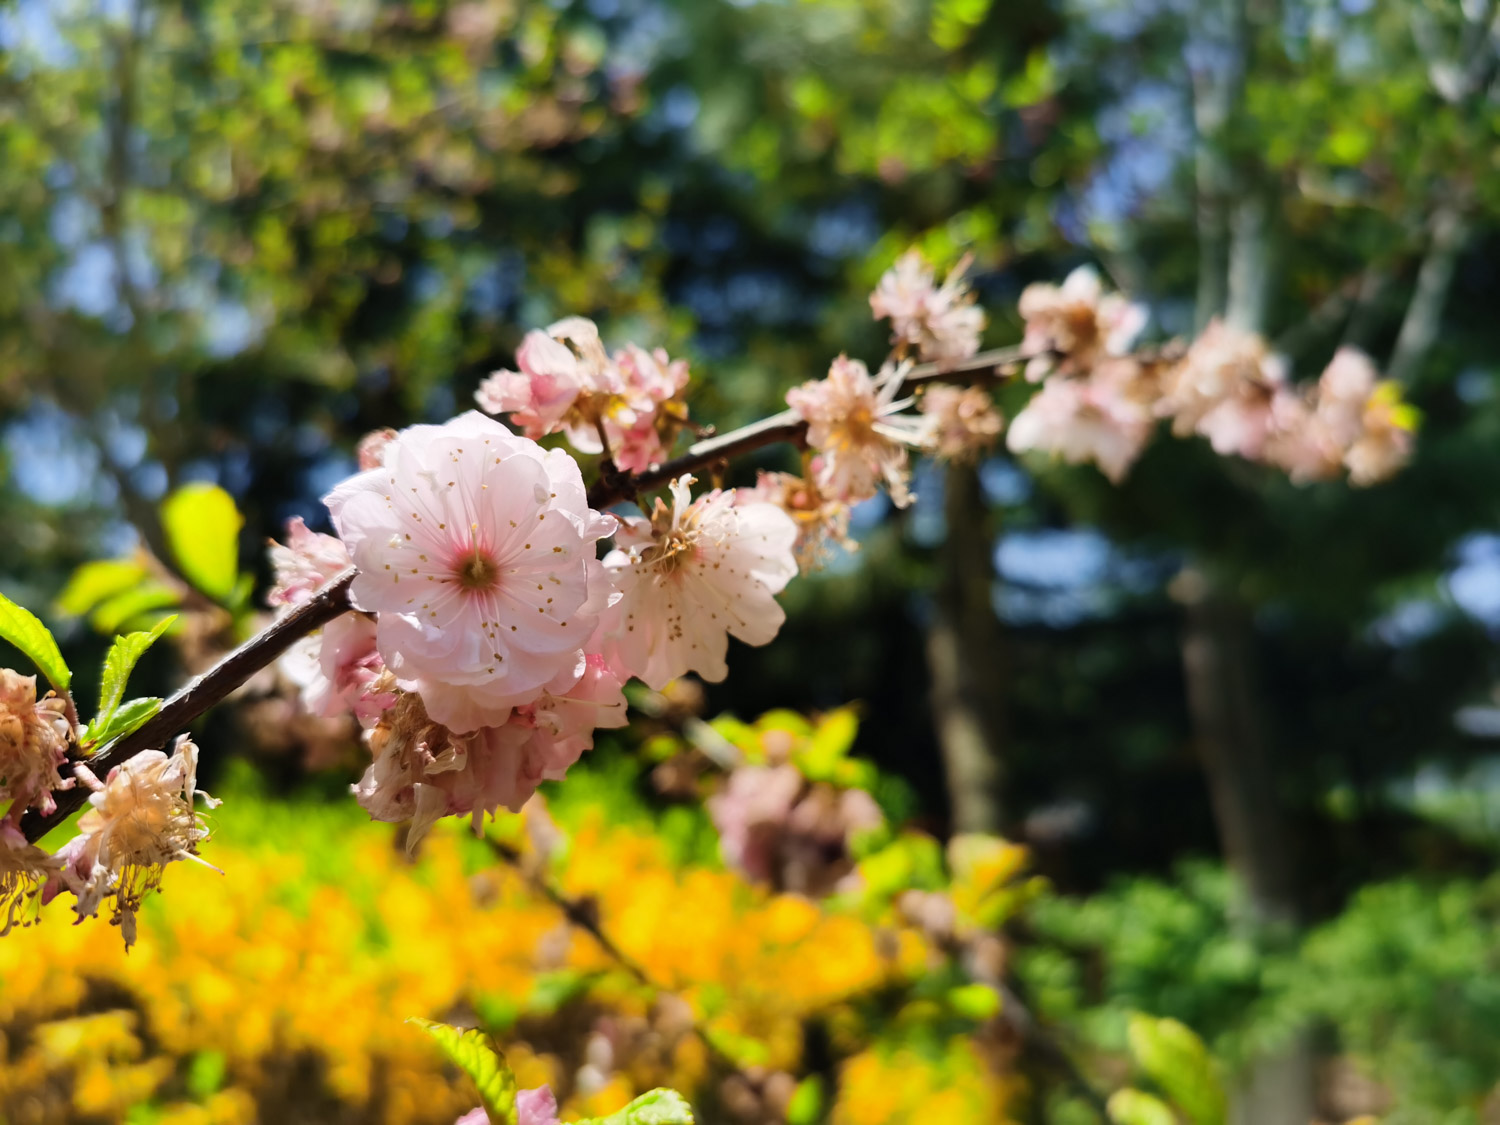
left=0, top=769, right=1026, bottom=1124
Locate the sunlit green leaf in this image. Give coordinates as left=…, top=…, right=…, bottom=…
left=82, top=697, right=162, bottom=751
left=96, top=616, right=177, bottom=727
left=161, top=484, right=243, bottom=603
left=1107, top=1088, right=1177, bottom=1125
left=407, top=1019, right=517, bottom=1125
left=89, top=584, right=182, bottom=636
left=0, top=590, right=70, bottom=691
left=55, top=559, right=150, bottom=619
left=579, top=1089, right=695, bottom=1125
left=1127, top=1015, right=1227, bottom=1125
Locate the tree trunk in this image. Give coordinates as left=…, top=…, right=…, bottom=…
left=1174, top=570, right=1316, bottom=1124
left=1175, top=571, right=1300, bottom=925
left=926, top=462, right=1006, bottom=835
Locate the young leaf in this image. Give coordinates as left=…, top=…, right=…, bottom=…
left=578, top=1089, right=695, bottom=1125
left=97, top=616, right=177, bottom=726
left=408, top=1018, right=517, bottom=1125
left=1107, top=1088, right=1177, bottom=1125
left=0, top=590, right=71, bottom=691
left=1126, top=1015, right=1227, bottom=1125
left=82, top=697, right=162, bottom=751
left=55, top=558, right=151, bottom=619
left=161, top=483, right=243, bottom=603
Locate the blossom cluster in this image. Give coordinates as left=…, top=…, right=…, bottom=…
left=269, top=407, right=801, bottom=846
left=1007, top=267, right=1417, bottom=485
left=0, top=667, right=222, bottom=946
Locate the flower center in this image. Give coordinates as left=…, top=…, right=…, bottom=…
left=643, top=529, right=696, bottom=575
left=452, top=548, right=501, bottom=592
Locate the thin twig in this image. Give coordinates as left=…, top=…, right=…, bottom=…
left=21, top=571, right=358, bottom=843
left=587, top=345, right=1028, bottom=508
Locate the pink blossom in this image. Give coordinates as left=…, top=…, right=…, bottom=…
left=454, top=1087, right=559, bottom=1125
left=47, top=736, right=220, bottom=948
left=266, top=517, right=352, bottom=609
left=0, top=670, right=72, bottom=820
left=1261, top=391, right=1345, bottom=484
left=1157, top=320, right=1287, bottom=459
left=708, top=765, right=885, bottom=896
left=357, top=428, right=398, bottom=470
left=324, top=412, right=616, bottom=733
left=599, top=477, right=798, bottom=690
left=1018, top=266, right=1147, bottom=381
left=610, top=343, right=692, bottom=471
left=279, top=614, right=396, bottom=725
left=737, top=464, right=854, bottom=572
left=918, top=384, right=1004, bottom=462
left=476, top=318, right=692, bottom=469
left=1007, top=366, right=1155, bottom=483
left=869, top=250, right=986, bottom=363
left=475, top=319, right=607, bottom=449
left=356, top=658, right=626, bottom=848
left=1345, top=382, right=1417, bottom=486
left=786, top=356, right=928, bottom=507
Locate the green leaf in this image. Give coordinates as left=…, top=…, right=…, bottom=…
left=947, top=982, right=1002, bottom=1021
left=55, top=559, right=150, bottom=619
left=785, top=1077, right=823, bottom=1125
left=579, top=1089, right=695, bottom=1125
left=1127, top=1015, right=1227, bottom=1125
left=82, top=697, right=162, bottom=751
left=89, top=584, right=182, bottom=635
left=407, top=1018, right=517, bottom=1125
left=1107, top=1088, right=1177, bottom=1125
left=161, top=484, right=243, bottom=603
left=0, top=590, right=71, bottom=691
left=97, top=616, right=176, bottom=727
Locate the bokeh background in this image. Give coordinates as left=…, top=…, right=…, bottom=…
left=3, top=0, right=1500, bottom=1121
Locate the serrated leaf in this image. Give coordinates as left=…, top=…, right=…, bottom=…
left=408, top=1019, right=517, bottom=1125
left=161, top=483, right=243, bottom=603
left=1107, top=1088, right=1177, bottom=1125
left=0, top=590, right=70, bottom=691
left=1127, top=1015, right=1227, bottom=1125
left=96, top=616, right=176, bottom=727
left=82, top=697, right=162, bottom=751
left=56, top=559, right=150, bottom=619
left=579, top=1089, right=695, bottom=1125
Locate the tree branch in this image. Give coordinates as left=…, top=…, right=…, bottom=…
left=586, top=344, right=1028, bottom=508
left=23, top=345, right=1036, bottom=842
left=21, top=571, right=358, bottom=843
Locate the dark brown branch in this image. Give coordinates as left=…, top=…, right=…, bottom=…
left=21, top=571, right=358, bottom=843
left=587, top=345, right=1028, bottom=508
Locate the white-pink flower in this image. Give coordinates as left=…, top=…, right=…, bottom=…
left=1007, top=365, right=1155, bottom=483
left=786, top=356, right=928, bottom=507
left=737, top=464, right=854, bottom=572
left=280, top=614, right=396, bottom=726
left=0, top=669, right=72, bottom=820
left=919, top=384, right=1004, bottom=462
left=869, top=249, right=986, bottom=363
left=324, top=411, right=616, bottom=733
left=47, top=736, right=220, bottom=948
left=266, top=516, right=352, bottom=609
left=610, top=343, right=692, bottom=472
left=455, top=1087, right=558, bottom=1125
left=356, top=656, right=626, bottom=849
left=599, top=477, right=798, bottom=691
left=1018, top=266, right=1147, bottom=381
left=476, top=318, right=692, bottom=470
left=1157, top=320, right=1287, bottom=459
